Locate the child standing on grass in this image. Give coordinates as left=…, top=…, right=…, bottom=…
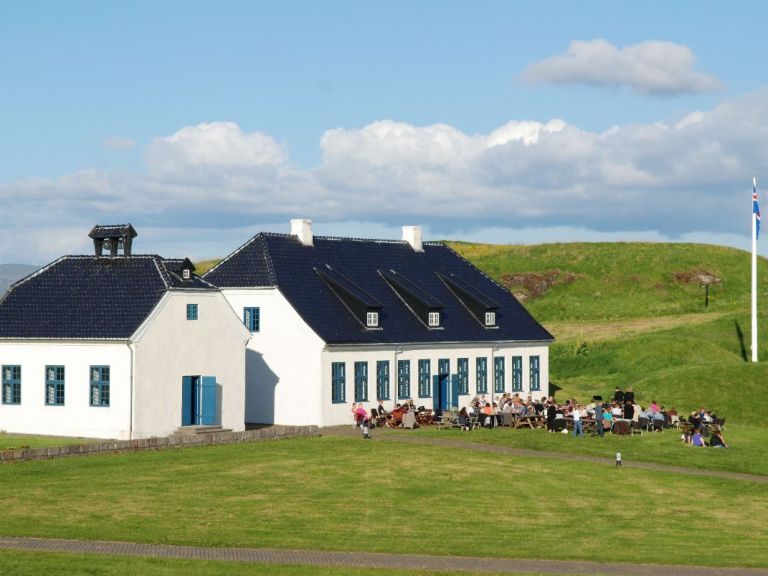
left=615, top=451, right=622, bottom=468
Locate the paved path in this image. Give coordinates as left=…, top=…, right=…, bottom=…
left=324, top=426, right=768, bottom=484
left=2, top=536, right=767, bottom=576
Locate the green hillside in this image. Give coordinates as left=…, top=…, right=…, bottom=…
left=447, top=241, right=768, bottom=321
left=448, top=241, right=768, bottom=424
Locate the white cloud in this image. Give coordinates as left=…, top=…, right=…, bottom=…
left=522, top=39, right=724, bottom=95
left=3, top=89, right=768, bottom=263
left=145, top=122, right=288, bottom=176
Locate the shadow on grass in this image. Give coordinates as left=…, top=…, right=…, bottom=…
left=734, top=320, right=748, bottom=362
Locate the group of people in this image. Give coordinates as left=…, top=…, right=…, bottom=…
left=350, top=387, right=728, bottom=446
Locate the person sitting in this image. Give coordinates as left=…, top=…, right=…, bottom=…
left=709, top=429, right=728, bottom=448
left=458, top=406, right=471, bottom=431
left=652, top=410, right=666, bottom=430
left=691, top=430, right=707, bottom=447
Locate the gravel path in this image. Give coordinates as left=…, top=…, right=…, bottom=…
left=2, top=536, right=767, bottom=575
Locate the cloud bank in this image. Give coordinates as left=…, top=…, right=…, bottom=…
left=522, top=39, right=724, bottom=95
left=2, top=89, right=767, bottom=263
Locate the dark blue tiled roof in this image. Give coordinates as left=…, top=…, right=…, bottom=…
left=0, top=255, right=214, bottom=339
left=205, top=233, right=553, bottom=345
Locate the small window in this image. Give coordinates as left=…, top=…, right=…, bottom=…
left=331, top=362, right=346, bottom=404
left=485, top=312, right=496, bottom=326
left=90, top=366, right=110, bottom=407
left=366, top=312, right=379, bottom=327
left=45, top=365, right=65, bottom=406
left=182, top=269, right=191, bottom=280
left=428, top=311, right=440, bottom=327
left=354, top=361, right=368, bottom=402
left=187, top=304, right=198, bottom=321
left=244, top=307, right=260, bottom=332
left=2, top=365, right=21, bottom=405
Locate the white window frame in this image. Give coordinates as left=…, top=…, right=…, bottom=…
left=182, top=269, right=191, bottom=280
left=428, top=311, right=440, bottom=327
left=485, top=311, right=496, bottom=326
left=366, top=311, right=379, bottom=327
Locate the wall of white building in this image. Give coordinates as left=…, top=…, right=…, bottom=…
left=321, top=342, right=550, bottom=427
left=221, top=288, right=325, bottom=426
left=131, top=290, right=250, bottom=438
left=0, top=341, right=132, bottom=439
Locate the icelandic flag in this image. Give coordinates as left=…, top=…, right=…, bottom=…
left=754, top=178, right=761, bottom=240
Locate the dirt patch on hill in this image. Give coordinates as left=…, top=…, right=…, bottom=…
left=673, top=269, right=722, bottom=285
left=501, top=270, right=579, bottom=301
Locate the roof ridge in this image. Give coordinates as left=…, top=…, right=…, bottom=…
left=261, top=231, right=443, bottom=246
left=260, top=235, right=277, bottom=285
left=203, top=233, right=264, bottom=278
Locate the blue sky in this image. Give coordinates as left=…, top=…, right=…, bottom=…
left=1, top=0, right=767, bottom=264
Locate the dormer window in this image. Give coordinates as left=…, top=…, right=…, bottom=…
left=315, top=265, right=383, bottom=329
left=485, top=312, right=496, bottom=326
left=428, top=311, right=440, bottom=327
left=182, top=269, right=191, bottom=280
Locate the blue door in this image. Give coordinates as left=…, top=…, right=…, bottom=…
left=432, top=374, right=450, bottom=411
left=182, top=375, right=217, bottom=425
left=201, top=376, right=217, bottom=425
left=450, top=374, right=459, bottom=409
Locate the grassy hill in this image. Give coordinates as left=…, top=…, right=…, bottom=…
left=447, top=241, right=768, bottom=424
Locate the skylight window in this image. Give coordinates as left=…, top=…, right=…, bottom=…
left=485, top=311, right=496, bottom=326
left=428, top=311, right=440, bottom=327
left=366, top=312, right=379, bottom=327
left=182, top=269, right=191, bottom=280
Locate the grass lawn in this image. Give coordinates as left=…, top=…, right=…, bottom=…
left=0, top=433, right=103, bottom=450
left=1, top=437, right=767, bottom=569
left=0, top=551, right=566, bottom=576
left=411, top=424, right=768, bottom=476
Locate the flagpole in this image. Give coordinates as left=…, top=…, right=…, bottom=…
left=752, top=176, right=758, bottom=363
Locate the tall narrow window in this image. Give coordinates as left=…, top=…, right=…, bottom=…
left=331, top=362, right=346, bottom=404
left=457, top=358, right=469, bottom=395
left=512, top=356, right=523, bottom=392
left=530, top=355, right=541, bottom=391
left=397, top=360, right=410, bottom=399
left=45, top=365, right=65, bottom=406
left=376, top=360, right=390, bottom=400
left=475, top=357, right=487, bottom=394
left=418, top=359, right=431, bottom=398
left=494, top=357, right=505, bottom=393
left=243, top=307, right=260, bottom=332
left=354, top=361, right=368, bottom=402
left=90, top=366, right=110, bottom=407
left=2, top=365, right=21, bottom=405
left=186, top=303, right=198, bottom=321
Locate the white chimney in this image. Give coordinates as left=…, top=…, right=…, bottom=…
left=290, top=219, right=313, bottom=246
left=402, top=225, right=423, bottom=252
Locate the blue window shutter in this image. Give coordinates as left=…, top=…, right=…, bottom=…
left=181, top=376, right=192, bottom=426
left=201, top=376, right=217, bottom=425
left=432, top=375, right=440, bottom=411
left=450, top=374, right=459, bottom=408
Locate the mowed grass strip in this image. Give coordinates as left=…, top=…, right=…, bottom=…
left=0, top=551, right=559, bottom=576
left=0, top=433, right=103, bottom=450
left=411, top=425, right=768, bottom=477
left=0, top=437, right=766, bottom=568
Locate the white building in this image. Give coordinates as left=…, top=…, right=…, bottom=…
left=0, top=225, right=250, bottom=439
left=205, top=220, right=554, bottom=427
